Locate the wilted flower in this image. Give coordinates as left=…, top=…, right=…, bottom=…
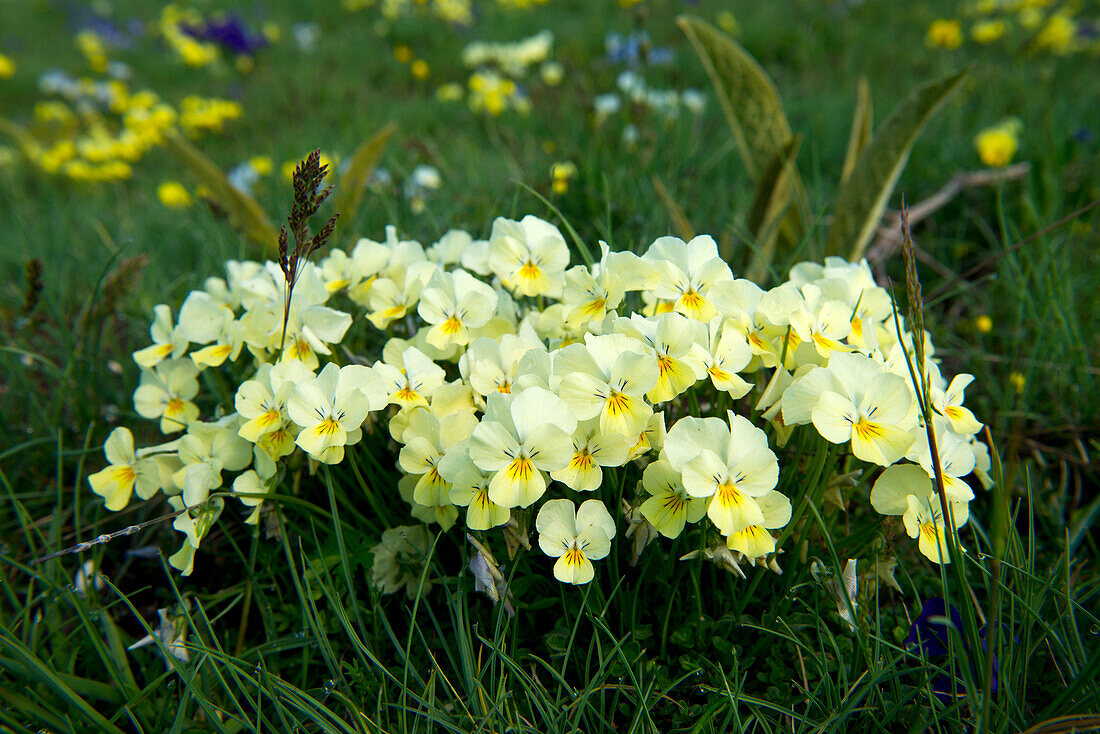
left=129, top=607, right=190, bottom=667
left=905, top=598, right=1001, bottom=701
left=371, top=525, right=435, bottom=598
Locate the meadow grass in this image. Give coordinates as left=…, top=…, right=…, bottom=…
left=1, top=0, right=1098, bottom=732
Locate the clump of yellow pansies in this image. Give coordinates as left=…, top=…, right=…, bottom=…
left=10, top=69, right=241, bottom=183
left=87, top=214, right=989, bottom=594
left=928, top=0, right=1099, bottom=56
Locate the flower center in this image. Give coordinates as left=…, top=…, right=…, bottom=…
left=441, top=315, right=463, bottom=335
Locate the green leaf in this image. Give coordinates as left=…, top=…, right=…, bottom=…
left=746, top=135, right=802, bottom=283
left=676, top=14, right=808, bottom=260
left=0, top=115, right=37, bottom=151
left=162, top=131, right=279, bottom=252
left=840, top=77, right=873, bottom=188
left=827, top=67, right=969, bottom=261
left=676, top=15, right=793, bottom=181
left=331, top=123, right=397, bottom=238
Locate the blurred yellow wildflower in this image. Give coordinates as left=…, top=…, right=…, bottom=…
left=540, top=61, right=564, bottom=86
left=436, top=82, right=463, bottom=102
left=262, top=21, right=281, bottom=42
left=0, top=53, right=15, bottom=79
left=178, top=36, right=219, bottom=67
left=974, top=118, right=1021, bottom=167
left=971, top=19, right=1007, bottom=44
left=1018, top=7, right=1043, bottom=30
left=411, top=59, right=430, bottom=80
left=1009, top=372, right=1026, bottom=393
left=550, top=161, right=577, bottom=195
left=158, top=181, right=193, bottom=209
left=394, top=45, right=414, bottom=63
left=283, top=152, right=336, bottom=183
left=75, top=31, right=109, bottom=72
left=250, top=156, right=273, bottom=176
left=927, top=19, right=964, bottom=49
left=1034, top=14, right=1077, bottom=54
left=717, top=11, right=739, bottom=35
left=975, top=315, right=993, bottom=333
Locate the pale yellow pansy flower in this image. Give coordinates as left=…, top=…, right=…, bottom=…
left=536, top=498, right=616, bottom=585
left=810, top=352, right=916, bottom=466
left=417, top=269, right=499, bottom=350
left=438, top=446, right=511, bottom=531
left=550, top=418, right=631, bottom=492
left=88, top=427, right=162, bottom=511
left=560, top=240, right=655, bottom=328
left=365, top=261, right=438, bottom=330
left=132, top=304, right=189, bottom=369
left=235, top=360, right=314, bottom=444
left=787, top=283, right=854, bottom=359
left=468, top=387, right=577, bottom=508
left=398, top=406, right=479, bottom=511
left=870, top=463, right=969, bottom=564
left=133, top=359, right=201, bottom=433
left=556, top=333, right=657, bottom=437
left=373, top=344, right=446, bottom=411
left=664, top=412, right=781, bottom=536
left=725, top=490, right=791, bottom=559
left=643, top=234, right=733, bottom=322
left=687, top=316, right=753, bottom=397
left=614, top=312, right=705, bottom=403
left=639, top=456, right=708, bottom=538
left=487, top=215, right=570, bottom=298
left=286, top=363, right=387, bottom=464
left=460, top=327, right=545, bottom=398
left=931, top=373, right=983, bottom=435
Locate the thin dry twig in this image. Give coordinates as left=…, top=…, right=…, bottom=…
left=867, top=162, right=1031, bottom=264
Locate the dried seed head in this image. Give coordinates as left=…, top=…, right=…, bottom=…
left=23, top=258, right=43, bottom=315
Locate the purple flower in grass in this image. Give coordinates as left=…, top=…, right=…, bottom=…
left=181, top=14, right=266, bottom=56
left=906, top=598, right=1001, bottom=702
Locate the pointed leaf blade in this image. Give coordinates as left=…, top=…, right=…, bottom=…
left=827, top=67, right=969, bottom=260
left=840, top=76, right=873, bottom=187
left=677, top=14, right=808, bottom=257
left=332, top=123, right=397, bottom=235
left=676, top=14, right=792, bottom=181
left=746, top=135, right=802, bottom=282
left=163, top=131, right=279, bottom=252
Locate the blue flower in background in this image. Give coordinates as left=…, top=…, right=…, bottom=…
left=604, top=31, right=673, bottom=67
left=181, top=14, right=266, bottom=56
left=906, top=598, right=1001, bottom=702
left=65, top=4, right=143, bottom=49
